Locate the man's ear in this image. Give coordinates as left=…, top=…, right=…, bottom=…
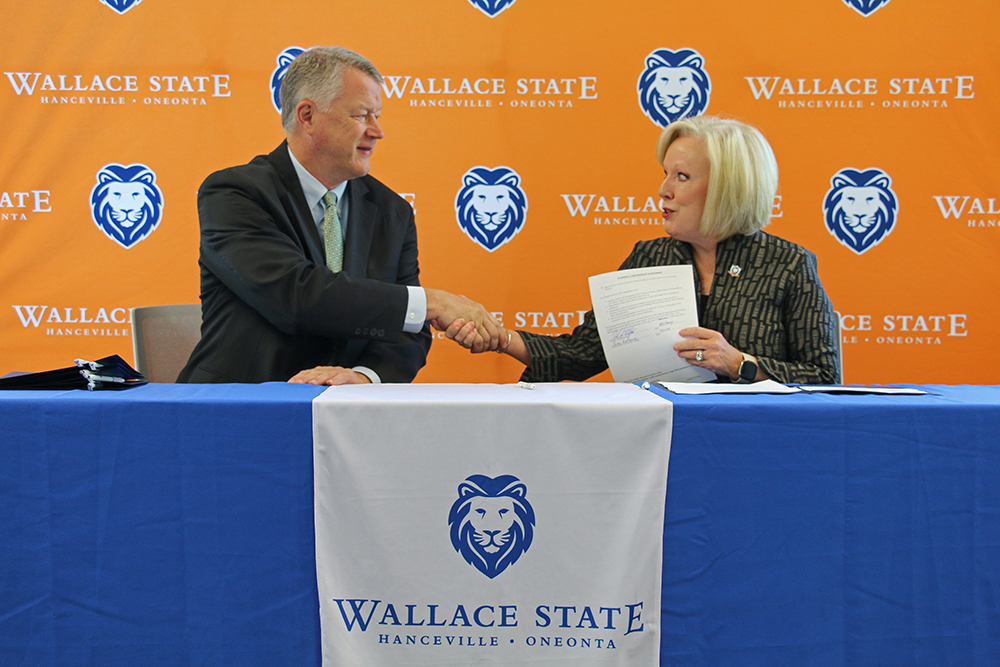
left=296, top=100, right=316, bottom=132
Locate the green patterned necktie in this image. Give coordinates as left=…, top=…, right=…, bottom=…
left=322, top=191, right=343, bottom=272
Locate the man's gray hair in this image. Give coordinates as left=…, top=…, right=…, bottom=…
left=280, top=47, right=383, bottom=132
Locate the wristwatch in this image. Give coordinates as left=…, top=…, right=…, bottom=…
left=736, top=352, right=758, bottom=384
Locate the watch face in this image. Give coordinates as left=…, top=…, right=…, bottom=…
left=739, top=360, right=757, bottom=382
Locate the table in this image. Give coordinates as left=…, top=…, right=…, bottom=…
left=650, top=384, right=1000, bottom=666
left=2, top=383, right=998, bottom=666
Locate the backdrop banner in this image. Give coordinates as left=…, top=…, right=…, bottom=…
left=4, top=1, right=997, bottom=384
left=312, top=382, right=671, bottom=666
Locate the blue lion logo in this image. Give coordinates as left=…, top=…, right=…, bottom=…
left=98, top=0, right=143, bottom=14
left=636, top=48, right=712, bottom=128
left=823, top=168, right=899, bottom=255
left=270, top=46, right=305, bottom=114
left=448, top=475, right=535, bottom=579
left=468, top=0, right=516, bottom=17
left=455, top=166, right=527, bottom=252
left=89, top=163, right=164, bottom=249
left=843, top=0, right=891, bottom=17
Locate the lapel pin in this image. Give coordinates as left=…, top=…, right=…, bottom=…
left=728, top=264, right=742, bottom=277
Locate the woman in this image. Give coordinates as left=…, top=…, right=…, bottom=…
left=450, top=115, right=841, bottom=384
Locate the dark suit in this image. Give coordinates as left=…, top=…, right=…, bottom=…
left=177, top=142, right=431, bottom=383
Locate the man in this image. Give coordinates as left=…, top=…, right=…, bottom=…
left=178, top=46, right=499, bottom=385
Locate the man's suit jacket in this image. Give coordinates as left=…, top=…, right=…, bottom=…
left=177, top=142, right=431, bottom=383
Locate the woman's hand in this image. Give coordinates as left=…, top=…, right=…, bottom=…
left=443, top=318, right=495, bottom=353
left=674, top=326, right=745, bottom=380
left=444, top=319, right=532, bottom=366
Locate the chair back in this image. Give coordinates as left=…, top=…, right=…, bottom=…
left=130, top=304, right=202, bottom=383
left=833, top=310, right=845, bottom=384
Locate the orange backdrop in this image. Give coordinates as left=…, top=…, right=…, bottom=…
left=3, top=0, right=998, bottom=384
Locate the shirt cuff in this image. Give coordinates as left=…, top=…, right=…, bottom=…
left=352, top=366, right=381, bottom=384
left=403, top=286, right=427, bottom=333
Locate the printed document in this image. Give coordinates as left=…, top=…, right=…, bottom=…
left=589, top=265, right=715, bottom=384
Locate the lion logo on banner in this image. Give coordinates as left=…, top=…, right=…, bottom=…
left=823, top=168, right=899, bottom=255
left=270, top=46, right=305, bottom=114
left=843, top=0, right=891, bottom=17
left=636, top=48, right=712, bottom=128
left=454, top=166, right=528, bottom=252
left=89, top=163, right=164, bottom=249
left=468, top=0, right=516, bottom=17
left=271, top=46, right=305, bottom=113
left=98, top=0, right=143, bottom=14
left=448, top=474, right=535, bottom=579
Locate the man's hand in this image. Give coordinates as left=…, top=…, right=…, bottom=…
left=425, top=288, right=502, bottom=352
left=443, top=318, right=511, bottom=355
left=288, top=366, right=372, bottom=385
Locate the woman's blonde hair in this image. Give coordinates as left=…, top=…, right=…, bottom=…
left=656, top=115, right=779, bottom=239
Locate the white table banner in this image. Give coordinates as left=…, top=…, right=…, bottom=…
left=312, top=382, right=672, bottom=666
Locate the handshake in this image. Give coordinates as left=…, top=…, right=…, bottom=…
left=426, top=288, right=509, bottom=354
left=288, top=288, right=522, bottom=386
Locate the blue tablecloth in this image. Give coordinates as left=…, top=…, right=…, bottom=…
left=2, top=383, right=999, bottom=666
left=654, top=384, right=1000, bottom=666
